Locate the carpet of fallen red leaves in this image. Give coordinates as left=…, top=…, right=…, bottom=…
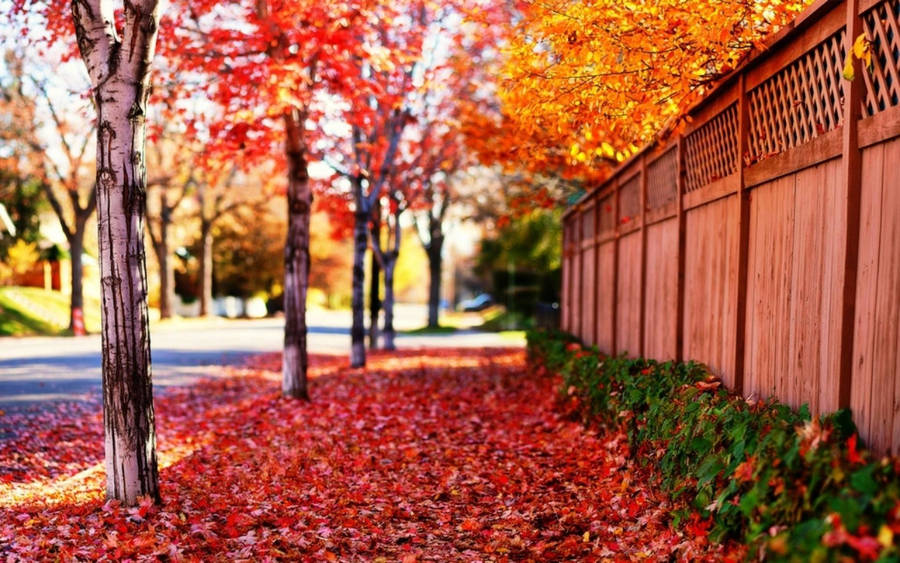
left=1, top=348, right=744, bottom=561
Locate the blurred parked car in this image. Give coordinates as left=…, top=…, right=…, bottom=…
left=459, top=293, right=494, bottom=312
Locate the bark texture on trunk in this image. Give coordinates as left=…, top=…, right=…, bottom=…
left=382, top=253, right=397, bottom=350
left=427, top=234, right=444, bottom=329
left=370, top=201, right=402, bottom=350
left=350, top=207, right=368, bottom=367
left=281, top=109, right=311, bottom=400
left=368, top=205, right=381, bottom=350
left=198, top=219, right=213, bottom=317
left=73, top=0, right=163, bottom=505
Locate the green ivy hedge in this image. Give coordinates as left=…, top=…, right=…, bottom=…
left=527, top=330, right=900, bottom=561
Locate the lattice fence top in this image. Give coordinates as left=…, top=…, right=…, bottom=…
left=581, top=207, right=595, bottom=240
left=618, top=175, right=641, bottom=224
left=647, top=147, right=678, bottom=209
left=747, top=30, right=845, bottom=161
left=684, top=104, right=738, bottom=192
left=598, top=194, right=616, bottom=234
left=863, top=0, right=900, bottom=117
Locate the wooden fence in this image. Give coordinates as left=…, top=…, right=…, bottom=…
left=561, top=0, right=900, bottom=454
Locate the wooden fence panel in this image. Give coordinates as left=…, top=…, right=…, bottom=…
left=644, top=218, right=678, bottom=360
left=793, top=159, right=844, bottom=415
left=581, top=245, right=596, bottom=344
left=683, top=196, right=739, bottom=384
left=580, top=207, right=597, bottom=343
left=571, top=231, right=583, bottom=341
left=853, top=137, right=900, bottom=454
left=595, top=241, right=616, bottom=352
left=745, top=176, right=795, bottom=405
left=561, top=224, right=571, bottom=333
left=616, top=232, right=642, bottom=356
left=743, top=159, right=844, bottom=413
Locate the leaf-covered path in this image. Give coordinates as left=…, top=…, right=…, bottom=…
left=1, top=348, right=740, bottom=561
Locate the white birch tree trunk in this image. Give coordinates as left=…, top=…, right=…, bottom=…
left=72, top=0, right=163, bottom=505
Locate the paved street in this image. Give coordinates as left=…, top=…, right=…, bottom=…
left=0, top=306, right=522, bottom=412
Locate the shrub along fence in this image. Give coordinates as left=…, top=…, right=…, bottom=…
left=561, top=0, right=900, bottom=454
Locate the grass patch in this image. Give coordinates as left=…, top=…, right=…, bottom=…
left=497, top=330, right=526, bottom=341
left=400, top=325, right=460, bottom=335
left=0, top=287, right=101, bottom=336
left=478, top=309, right=534, bottom=332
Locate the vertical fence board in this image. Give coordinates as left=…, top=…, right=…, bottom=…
left=683, top=196, right=739, bottom=381
left=616, top=232, right=643, bottom=356
left=644, top=218, right=679, bottom=360
left=818, top=159, right=847, bottom=413
left=639, top=159, right=648, bottom=357
left=869, top=139, right=900, bottom=452
left=596, top=241, right=616, bottom=353
left=883, top=139, right=900, bottom=454
left=582, top=244, right=596, bottom=344
left=788, top=164, right=825, bottom=412
left=572, top=216, right=583, bottom=341
left=593, top=201, right=602, bottom=347
left=852, top=137, right=900, bottom=453
left=562, top=225, right=568, bottom=333
left=852, top=143, right=885, bottom=450
left=745, top=176, right=796, bottom=402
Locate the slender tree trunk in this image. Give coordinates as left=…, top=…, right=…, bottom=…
left=350, top=208, right=368, bottom=367
left=427, top=235, right=444, bottom=329
left=68, top=222, right=86, bottom=332
left=368, top=207, right=381, bottom=350
left=74, top=0, right=163, bottom=505
left=281, top=109, right=311, bottom=400
left=382, top=253, right=397, bottom=350
left=368, top=252, right=380, bottom=349
left=198, top=219, right=213, bottom=317
left=156, top=194, right=173, bottom=319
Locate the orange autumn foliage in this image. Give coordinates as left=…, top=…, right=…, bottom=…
left=493, top=0, right=812, bottom=181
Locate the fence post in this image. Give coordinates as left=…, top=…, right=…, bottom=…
left=561, top=222, right=568, bottom=333
left=612, top=178, right=620, bottom=355
left=675, top=138, right=686, bottom=362
left=594, top=197, right=602, bottom=348
left=639, top=155, right=648, bottom=357
left=733, top=74, right=751, bottom=395
left=838, top=0, right=864, bottom=408
left=576, top=207, right=584, bottom=341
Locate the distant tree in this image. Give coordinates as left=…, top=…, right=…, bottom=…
left=0, top=54, right=96, bottom=332
left=210, top=205, right=285, bottom=300
left=308, top=210, right=353, bottom=309
left=192, top=162, right=270, bottom=316
left=168, top=0, right=370, bottom=399
left=145, top=129, right=196, bottom=319
left=477, top=207, right=562, bottom=312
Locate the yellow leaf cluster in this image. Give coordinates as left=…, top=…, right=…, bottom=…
left=497, top=0, right=810, bottom=179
